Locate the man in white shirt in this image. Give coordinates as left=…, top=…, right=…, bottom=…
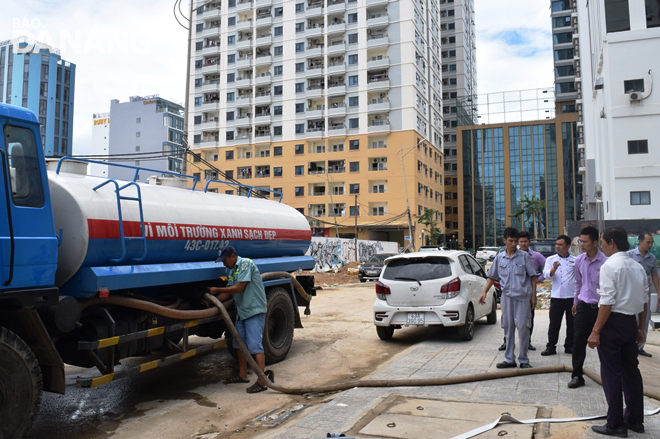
left=541, top=235, right=576, bottom=356
left=588, top=227, right=649, bottom=437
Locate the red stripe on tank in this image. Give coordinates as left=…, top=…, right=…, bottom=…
left=87, top=219, right=312, bottom=241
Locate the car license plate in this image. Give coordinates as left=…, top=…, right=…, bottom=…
left=407, top=312, right=425, bottom=325
left=367, top=270, right=378, bottom=275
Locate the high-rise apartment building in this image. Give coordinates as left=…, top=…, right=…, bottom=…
left=187, top=0, right=445, bottom=246
left=0, top=37, right=75, bottom=156
left=439, top=0, right=477, bottom=248
left=90, top=96, right=185, bottom=181
left=577, top=0, right=660, bottom=221
left=551, top=0, right=578, bottom=103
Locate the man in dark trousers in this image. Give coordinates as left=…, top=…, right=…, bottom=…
left=588, top=227, right=649, bottom=437
left=569, top=226, right=607, bottom=389
left=480, top=227, right=537, bottom=369
left=541, top=235, right=576, bottom=356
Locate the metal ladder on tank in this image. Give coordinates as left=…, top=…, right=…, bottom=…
left=93, top=179, right=148, bottom=263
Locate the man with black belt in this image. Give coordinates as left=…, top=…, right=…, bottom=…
left=569, top=227, right=606, bottom=389
left=541, top=235, right=576, bottom=356
left=628, top=232, right=660, bottom=358
left=588, top=227, right=649, bottom=437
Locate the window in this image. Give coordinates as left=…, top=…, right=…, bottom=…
left=227, top=111, right=235, bottom=121
left=648, top=0, right=660, bottom=28
left=605, top=0, right=631, bottom=32
left=296, top=2, right=304, bottom=12
left=295, top=82, right=305, bottom=93
left=227, top=92, right=235, bottom=102
left=348, top=75, right=358, bottom=86
left=554, top=48, right=574, bottom=60
left=555, top=65, right=575, bottom=77
left=348, top=96, right=359, bottom=107
left=195, top=78, right=202, bottom=88
left=228, top=35, right=236, bottom=45
left=295, top=123, right=305, bottom=134
left=349, top=139, right=359, bottom=150
left=348, top=54, right=358, bottom=65
left=274, top=146, right=282, bottom=156
left=552, top=16, right=571, bottom=28
left=350, top=161, right=360, bottom=172
left=225, top=170, right=234, bottom=179
left=631, top=191, right=651, bottom=205
left=274, top=46, right=283, bottom=56
left=295, top=144, right=305, bottom=154
left=274, top=105, right=283, bottom=115
left=4, top=125, right=45, bottom=207
left=274, top=26, right=283, bottom=36
left=628, top=139, right=648, bottom=154
left=274, top=7, right=283, bottom=16
left=274, top=85, right=283, bottom=95
left=553, top=32, right=572, bottom=44
left=295, top=186, right=304, bottom=196
left=227, top=54, right=236, bottom=63
left=348, top=13, right=358, bottom=23
left=350, top=206, right=360, bottom=216
left=562, top=104, right=577, bottom=113
left=349, top=183, right=359, bottom=194
left=349, top=118, right=359, bottom=129
left=295, top=62, right=305, bottom=72
left=295, top=166, right=304, bottom=175
left=624, top=79, right=645, bottom=93
left=274, top=65, right=283, bottom=75
left=194, top=115, right=202, bottom=125
left=226, top=131, right=234, bottom=140
left=274, top=167, right=283, bottom=177
left=136, top=117, right=141, bottom=123
left=274, top=126, right=282, bottom=136
left=348, top=33, right=358, bottom=44
left=551, top=0, right=571, bottom=11
left=227, top=73, right=235, bottom=82
left=295, top=102, right=305, bottom=113
left=296, top=22, right=305, bottom=32
left=228, top=16, right=236, bottom=26
left=555, top=82, right=576, bottom=93
left=226, top=150, right=234, bottom=160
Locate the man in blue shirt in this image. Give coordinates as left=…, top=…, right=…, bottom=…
left=480, top=227, right=538, bottom=368
left=207, top=246, right=271, bottom=393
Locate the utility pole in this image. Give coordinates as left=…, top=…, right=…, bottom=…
left=354, top=194, right=358, bottom=262
left=399, top=139, right=426, bottom=252
left=182, top=0, right=194, bottom=174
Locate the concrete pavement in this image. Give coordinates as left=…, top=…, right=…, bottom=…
left=263, top=310, right=660, bottom=439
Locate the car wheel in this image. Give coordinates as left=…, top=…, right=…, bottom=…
left=360, top=278, right=366, bottom=283
left=458, top=305, right=475, bottom=341
left=376, top=325, right=395, bottom=341
left=487, top=294, right=497, bottom=325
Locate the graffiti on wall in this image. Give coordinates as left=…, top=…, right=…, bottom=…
left=306, top=237, right=398, bottom=272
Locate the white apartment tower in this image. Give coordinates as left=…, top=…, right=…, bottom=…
left=438, top=0, right=477, bottom=247
left=187, top=0, right=447, bottom=245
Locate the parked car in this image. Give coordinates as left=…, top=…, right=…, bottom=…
left=373, top=250, right=498, bottom=341
left=476, top=246, right=499, bottom=261
left=358, top=253, right=398, bottom=282
left=418, top=245, right=447, bottom=252
left=530, top=239, right=556, bottom=258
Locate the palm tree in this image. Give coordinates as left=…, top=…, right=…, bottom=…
left=509, top=194, right=547, bottom=238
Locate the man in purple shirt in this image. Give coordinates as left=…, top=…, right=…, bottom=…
left=499, top=231, right=545, bottom=351
left=568, top=226, right=607, bottom=389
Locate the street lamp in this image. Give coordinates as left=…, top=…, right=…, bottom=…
left=397, top=138, right=426, bottom=252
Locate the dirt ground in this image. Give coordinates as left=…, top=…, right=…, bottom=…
left=300, top=261, right=363, bottom=285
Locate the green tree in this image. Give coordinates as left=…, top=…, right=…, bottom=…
left=509, top=194, right=547, bottom=238
left=416, top=208, right=442, bottom=245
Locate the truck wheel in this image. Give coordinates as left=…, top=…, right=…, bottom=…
left=487, top=295, right=498, bottom=325
left=376, top=325, right=394, bottom=340
left=0, top=326, right=43, bottom=439
left=263, top=287, right=295, bottom=365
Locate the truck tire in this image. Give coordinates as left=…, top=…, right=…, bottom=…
left=263, top=287, right=295, bottom=364
left=0, top=326, right=43, bottom=439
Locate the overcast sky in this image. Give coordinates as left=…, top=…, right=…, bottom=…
left=2, top=0, right=554, bottom=155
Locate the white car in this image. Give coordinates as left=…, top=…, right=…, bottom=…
left=418, top=245, right=447, bottom=252
left=475, top=246, right=500, bottom=261
left=373, top=250, right=498, bottom=341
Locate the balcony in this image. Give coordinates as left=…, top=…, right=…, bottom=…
left=198, top=118, right=220, bottom=131
left=199, top=101, right=221, bottom=112
left=235, top=19, right=253, bottom=32
left=235, top=56, right=253, bottom=68
left=255, top=92, right=271, bottom=104
left=200, top=61, right=221, bottom=74
left=367, top=12, right=388, bottom=27
left=328, top=160, right=345, bottom=173
left=235, top=115, right=252, bottom=127
left=327, top=82, right=346, bottom=94
left=306, top=24, right=324, bottom=38
left=368, top=119, right=390, bottom=132
left=236, top=95, right=253, bottom=105
left=200, top=6, right=222, bottom=20
left=306, top=85, right=325, bottom=98
left=308, top=161, right=326, bottom=174
left=256, top=33, right=272, bottom=45
left=255, top=54, right=272, bottom=65
left=367, top=34, right=388, bottom=48
left=306, top=45, right=324, bottom=57
left=255, top=113, right=271, bottom=123
left=327, top=21, right=346, bottom=34
left=368, top=76, right=390, bottom=90
left=235, top=38, right=253, bottom=50
left=255, top=72, right=271, bottom=84
left=256, top=0, right=270, bottom=6
left=306, top=106, right=324, bottom=118
left=254, top=131, right=271, bottom=143
left=235, top=0, right=254, bottom=12
left=328, top=102, right=346, bottom=116
left=199, top=80, right=220, bottom=93
left=307, top=63, right=324, bottom=73
left=200, top=44, right=221, bottom=56
left=256, top=15, right=272, bottom=27
left=235, top=76, right=252, bottom=87
left=368, top=98, right=389, bottom=111
left=328, top=61, right=346, bottom=74
left=367, top=55, right=388, bottom=68
left=327, top=0, right=346, bottom=13
left=306, top=127, right=325, bottom=139
left=235, top=133, right=253, bottom=144
left=328, top=123, right=346, bottom=136
left=236, top=166, right=253, bottom=179
left=328, top=43, right=346, bottom=55
left=305, top=3, right=325, bottom=17
left=367, top=0, right=388, bottom=5
left=199, top=25, right=221, bottom=38
left=198, top=139, right=220, bottom=149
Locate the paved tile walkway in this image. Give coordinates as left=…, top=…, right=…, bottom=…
left=267, top=310, right=660, bottom=438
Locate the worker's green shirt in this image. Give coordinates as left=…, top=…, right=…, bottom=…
left=227, top=256, right=267, bottom=320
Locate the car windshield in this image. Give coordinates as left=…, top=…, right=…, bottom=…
left=367, top=254, right=395, bottom=263
left=478, top=247, right=497, bottom=251
left=383, top=257, right=452, bottom=282
left=531, top=244, right=554, bottom=254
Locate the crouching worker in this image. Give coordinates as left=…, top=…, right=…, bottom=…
left=207, top=245, right=273, bottom=393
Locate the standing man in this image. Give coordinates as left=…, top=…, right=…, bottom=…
left=480, top=227, right=538, bottom=369
left=628, top=232, right=660, bottom=358
left=541, top=235, right=576, bottom=356
left=499, top=231, right=545, bottom=351
left=207, top=246, right=272, bottom=394
left=588, top=227, right=649, bottom=437
left=569, top=226, right=607, bottom=389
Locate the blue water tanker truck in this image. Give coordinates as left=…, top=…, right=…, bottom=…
left=0, top=103, right=316, bottom=438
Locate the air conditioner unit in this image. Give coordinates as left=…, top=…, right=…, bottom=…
left=629, top=91, right=642, bottom=101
